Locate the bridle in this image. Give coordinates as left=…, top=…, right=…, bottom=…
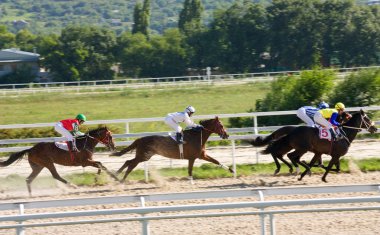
left=200, top=121, right=227, bottom=138
left=341, top=113, right=375, bottom=132
left=87, top=129, right=113, bottom=149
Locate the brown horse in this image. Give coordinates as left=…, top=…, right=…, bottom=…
left=261, top=110, right=377, bottom=182
left=111, top=117, right=232, bottom=183
left=0, top=126, right=117, bottom=196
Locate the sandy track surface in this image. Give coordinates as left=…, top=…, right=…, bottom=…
left=0, top=140, right=379, bottom=235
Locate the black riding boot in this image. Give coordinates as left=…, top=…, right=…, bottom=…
left=176, top=132, right=184, bottom=144
left=329, top=128, right=337, bottom=141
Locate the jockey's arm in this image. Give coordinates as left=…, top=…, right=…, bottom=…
left=329, top=112, right=341, bottom=126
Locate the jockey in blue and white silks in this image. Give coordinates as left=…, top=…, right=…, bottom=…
left=164, top=106, right=198, bottom=144
left=296, top=102, right=329, bottom=127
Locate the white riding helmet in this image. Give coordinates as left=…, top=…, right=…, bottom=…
left=185, top=106, right=195, bottom=115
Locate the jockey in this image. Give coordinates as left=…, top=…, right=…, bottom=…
left=54, top=114, right=86, bottom=152
left=313, top=102, right=345, bottom=140
left=164, top=106, right=199, bottom=144
left=296, top=101, right=329, bottom=127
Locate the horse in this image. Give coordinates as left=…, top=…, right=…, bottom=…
left=261, top=110, right=377, bottom=182
left=0, top=126, right=117, bottom=196
left=248, top=111, right=353, bottom=174
left=111, top=117, right=233, bottom=183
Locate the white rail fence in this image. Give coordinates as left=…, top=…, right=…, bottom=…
left=1, top=106, right=379, bottom=154
left=0, top=66, right=379, bottom=95
left=0, top=184, right=379, bottom=235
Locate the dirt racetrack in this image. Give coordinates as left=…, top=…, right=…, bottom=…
left=0, top=139, right=379, bottom=235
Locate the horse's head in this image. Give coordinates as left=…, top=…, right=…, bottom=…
left=348, top=109, right=377, bottom=134
left=88, top=126, right=115, bottom=151
left=199, top=116, right=229, bottom=139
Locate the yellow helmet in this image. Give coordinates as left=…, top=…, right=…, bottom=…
left=335, top=102, right=345, bottom=110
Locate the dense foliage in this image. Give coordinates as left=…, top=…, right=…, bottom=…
left=229, top=68, right=380, bottom=127
left=0, top=0, right=379, bottom=83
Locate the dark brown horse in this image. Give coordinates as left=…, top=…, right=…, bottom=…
left=248, top=111, right=353, bottom=174
left=0, top=126, right=117, bottom=196
left=111, top=117, right=232, bottom=183
left=261, top=110, right=377, bottom=182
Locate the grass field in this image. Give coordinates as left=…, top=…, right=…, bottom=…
left=0, top=82, right=270, bottom=132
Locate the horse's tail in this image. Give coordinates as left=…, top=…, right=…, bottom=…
left=249, top=126, right=296, bottom=147
left=0, top=148, right=30, bottom=167
left=111, top=139, right=139, bottom=156
left=261, top=135, right=290, bottom=155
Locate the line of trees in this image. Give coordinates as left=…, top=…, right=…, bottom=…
left=0, top=0, right=380, bottom=83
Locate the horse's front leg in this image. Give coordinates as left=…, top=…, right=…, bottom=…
left=94, top=161, right=120, bottom=182
left=200, top=154, right=234, bottom=174
left=187, top=158, right=196, bottom=184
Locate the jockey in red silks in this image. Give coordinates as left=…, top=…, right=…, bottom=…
left=164, top=106, right=200, bottom=144
left=54, top=114, right=86, bottom=152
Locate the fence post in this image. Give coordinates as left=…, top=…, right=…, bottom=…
left=140, top=196, right=150, bottom=235
left=17, top=203, right=25, bottom=235
left=269, top=214, right=276, bottom=235
left=258, top=190, right=266, bottom=235
left=231, top=140, right=237, bottom=178
left=253, top=116, right=258, bottom=135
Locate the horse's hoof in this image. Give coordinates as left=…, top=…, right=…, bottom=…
left=322, top=178, right=327, bottom=183
left=295, top=167, right=300, bottom=175
left=229, top=168, right=235, bottom=174
left=298, top=177, right=302, bottom=181
left=273, top=169, right=280, bottom=175
left=307, top=171, right=312, bottom=176
left=68, top=183, right=78, bottom=189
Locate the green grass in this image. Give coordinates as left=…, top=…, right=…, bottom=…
left=0, top=83, right=269, bottom=133
left=0, top=159, right=375, bottom=189
left=354, top=158, right=380, bottom=172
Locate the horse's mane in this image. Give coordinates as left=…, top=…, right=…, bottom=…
left=88, top=126, right=108, bottom=135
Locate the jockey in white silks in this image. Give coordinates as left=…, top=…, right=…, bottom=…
left=164, top=106, right=199, bottom=144
left=296, top=101, right=329, bottom=127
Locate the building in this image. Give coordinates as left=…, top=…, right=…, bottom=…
left=0, top=48, right=41, bottom=81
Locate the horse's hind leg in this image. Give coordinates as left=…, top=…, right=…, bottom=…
left=26, top=161, right=44, bottom=197
left=116, top=159, right=132, bottom=175
left=120, top=158, right=141, bottom=183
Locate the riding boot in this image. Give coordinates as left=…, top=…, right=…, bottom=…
left=329, top=128, right=337, bottom=141
left=176, top=132, right=184, bottom=144
left=68, top=141, right=79, bottom=152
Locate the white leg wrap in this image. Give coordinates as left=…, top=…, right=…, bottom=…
left=220, top=164, right=229, bottom=170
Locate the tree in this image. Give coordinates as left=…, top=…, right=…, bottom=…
left=330, top=69, right=380, bottom=107
left=0, top=25, right=16, bottom=49
left=268, top=0, right=323, bottom=70
left=15, top=29, right=37, bottom=51
left=203, top=2, right=269, bottom=72
left=178, top=0, right=203, bottom=35
left=132, top=0, right=150, bottom=36
left=42, top=25, right=117, bottom=82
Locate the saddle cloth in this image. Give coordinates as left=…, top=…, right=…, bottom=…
left=55, top=141, right=69, bottom=151
left=318, top=128, right=332, bottom=140
left=318, top=127, right=341, bottom=141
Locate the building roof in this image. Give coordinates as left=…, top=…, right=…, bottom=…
left=0, top=49, right=40, bottom=62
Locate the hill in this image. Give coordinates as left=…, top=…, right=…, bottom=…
left=2, top=0, right=369, bottom=35
left=0, top=0, right=240, bottom=35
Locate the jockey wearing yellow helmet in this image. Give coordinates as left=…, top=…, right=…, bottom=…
left=54, top=114, right=87, bottom=152
left=313, top=102, right=345, bottom=140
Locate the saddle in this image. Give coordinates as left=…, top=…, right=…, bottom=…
left=55, top=141, right=70, bottom=151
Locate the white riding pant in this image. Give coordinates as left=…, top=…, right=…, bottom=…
left=296, top=107, right=315, bottom=127
left=54, top=122, right=74, bottom=142
left=164, top=116, right=182, bottom=133
left=313, top=112, right=333, bottom=129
